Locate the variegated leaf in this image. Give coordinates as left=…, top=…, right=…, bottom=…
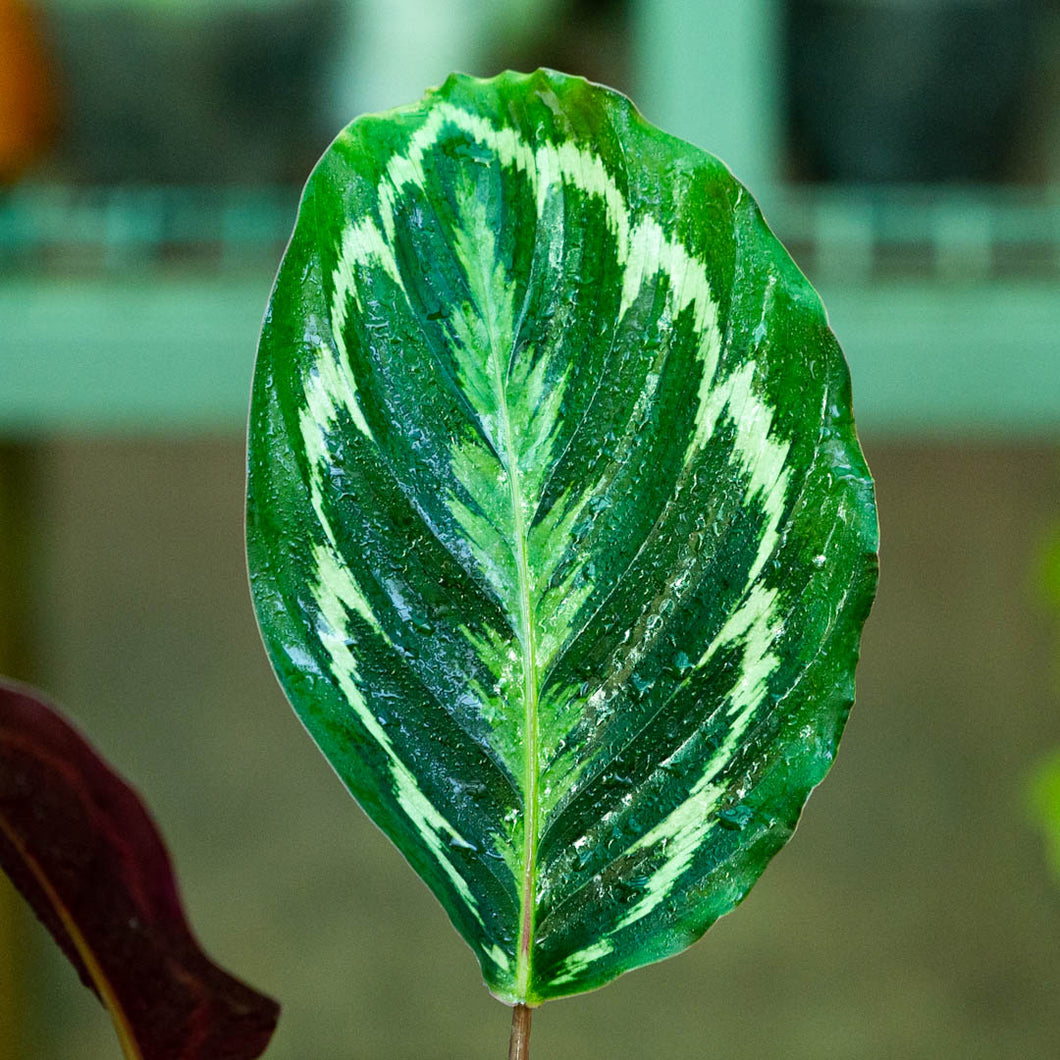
left=247, top=69, right=878, bottom=1005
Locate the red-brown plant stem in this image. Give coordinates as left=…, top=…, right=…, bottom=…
left=508, top=1003, right=532, bottom=1060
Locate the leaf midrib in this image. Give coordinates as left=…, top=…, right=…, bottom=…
left=476, top=253, right=540, bottom=1001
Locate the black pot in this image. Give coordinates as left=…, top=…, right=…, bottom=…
left=786, top=0, right=1034, bottom=182
left=40, top=2, right=341, bottom=184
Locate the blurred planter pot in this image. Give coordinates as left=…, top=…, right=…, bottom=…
left=39, top=0, right=340, bottom=183
left=0, top=0, right=55, bottom=181
left=786, top=0, right=1034, bottom=182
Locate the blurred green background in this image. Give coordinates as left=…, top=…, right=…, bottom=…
left=2, top=0, right=1059, bottom=1056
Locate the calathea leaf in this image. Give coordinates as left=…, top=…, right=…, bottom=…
left=247, top=69, right=878, bottom=1005
left=0, top=679, right=279, bottom=1059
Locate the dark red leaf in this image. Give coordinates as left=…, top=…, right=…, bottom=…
left=0, top=678, right=279, bottom=1059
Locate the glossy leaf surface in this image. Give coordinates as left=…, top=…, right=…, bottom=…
left=0, top=679, right=279, bottom=1059
left=248, top=69, right=878, bottom=1004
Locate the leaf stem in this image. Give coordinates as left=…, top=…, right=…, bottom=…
left=508, top=1004, right=532, bottom=1060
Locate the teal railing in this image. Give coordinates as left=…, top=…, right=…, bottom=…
left=2, top=183, right=1058, bottom=436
